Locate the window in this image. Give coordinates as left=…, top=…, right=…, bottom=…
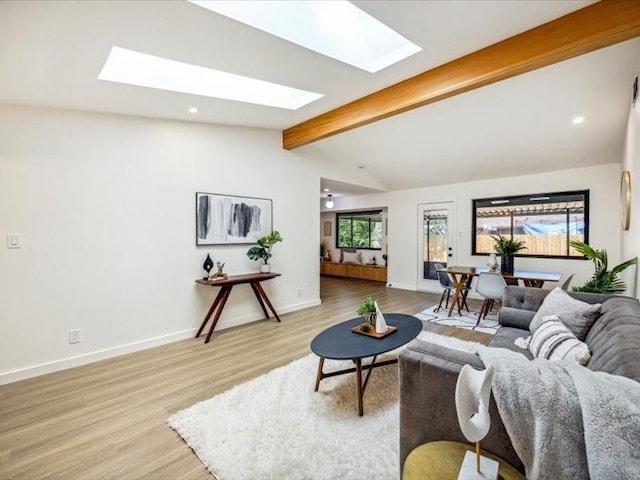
left=337, top=211, right=382, bottom=250
left=472, top=190, right=588, bottom=258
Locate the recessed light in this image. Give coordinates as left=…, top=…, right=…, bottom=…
left=189, top=107, right=198, bottom=114
left=188, top=0, right=421, bottom=73
left=572, top=116, right=585, bottom=125
left=323, top=188, right=330, bottom=192
left=99, top=46, right=323, bottom=110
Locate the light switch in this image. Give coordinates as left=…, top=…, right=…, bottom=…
left=7, top=233, right=21, bottom=249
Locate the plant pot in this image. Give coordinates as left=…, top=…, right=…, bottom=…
left=500, top=255, right=514, bottom=275
left=260, top=264, right=271, bottom=273
left=363, top=312, right=377, bottom=327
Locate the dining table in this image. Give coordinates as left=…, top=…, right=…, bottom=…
left=436, top=266, right=563, bottom=317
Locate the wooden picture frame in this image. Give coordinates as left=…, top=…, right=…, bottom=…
left=323, top=221, right=332, bottom=237
left=196, top=192, right=272, bottom=245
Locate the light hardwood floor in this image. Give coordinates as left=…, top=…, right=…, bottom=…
left=0, top=277, right=489, bottom=480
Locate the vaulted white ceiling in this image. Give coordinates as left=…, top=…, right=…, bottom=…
left=1, top=0, right=636, bottom=191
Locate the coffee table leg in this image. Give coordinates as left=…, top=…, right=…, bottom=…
left=356, top=358, right=364, bottom=417
left=314, top=357, right=325, bottom=392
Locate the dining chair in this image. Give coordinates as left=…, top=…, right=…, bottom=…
left=475, top=272, right=507, bottom=326
left=560, top=273, right=575, bottom=291
left=435, top=266, right=471, bottom=314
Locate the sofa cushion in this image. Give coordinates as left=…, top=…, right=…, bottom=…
left=529, top=316, right=591, bottom=365
left=530, top=288, right=601, bottom=341
left=585, top=297, right=640, bottom=382
left=342, top=251, right=361, bottom=264
left=488, top=327, right=533, bottom=360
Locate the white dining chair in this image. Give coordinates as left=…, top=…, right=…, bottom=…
left=475, top=272, right=507, bottom=326
left=560, top=273, right=575, bottom=291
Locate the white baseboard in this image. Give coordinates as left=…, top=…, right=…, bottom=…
left=0, top=298, right=321, bottom=386
left=386, top=283, right=416, bottom=291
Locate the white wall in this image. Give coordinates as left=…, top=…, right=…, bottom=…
left=332, top=164, right=621, bottom=293
left=0, top=105, right=379, bottom=383
left=320, top=208, right=388, bottom=265
left=620, top=63, right=640, bottom=297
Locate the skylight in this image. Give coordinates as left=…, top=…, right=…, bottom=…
left=98, top=46, right=323, bottom=110
left=188, top=0, right=421, bottom=73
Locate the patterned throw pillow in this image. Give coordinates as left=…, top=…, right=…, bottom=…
left=529, top=315, right=591, bottom=365
left=529, top=288, right=601, bottom=341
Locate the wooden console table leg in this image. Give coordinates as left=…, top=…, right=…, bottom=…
left=254, top=282, right=281, bottom=322
left=356, top=359, right=364, bottom=416
left=204, top=286, right=232, bottom=344
left=195, top=287, right=227, bottom=338
left=250, top=282, right=270, bottom=319
left=314, top=357, right=325, bottom=392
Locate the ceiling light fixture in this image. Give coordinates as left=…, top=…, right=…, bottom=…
left=98, top=46, right=323, bottom=110
left=323, top=188, right=330, bottom=192
left=325, top=194, right=334, bottom=209
left=189, top=107, right=199, bottom=114
left=572, top=116, right=585, bottom=125
left=188, top=0, right=421, bottom=73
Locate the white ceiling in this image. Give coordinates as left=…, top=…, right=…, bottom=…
left=1, top=0, right=637, bottom=191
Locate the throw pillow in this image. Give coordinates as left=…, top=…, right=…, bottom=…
left=529, top=287, right=601, bottom=341
left=342, top=251, right=362, bottom=264
left=529, top=315, right=591, bottom=365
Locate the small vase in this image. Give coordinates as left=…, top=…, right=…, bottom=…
left=260, top=264, right=271, bottom=273
left=500, top=255, right=514, bottom=275
left=487, top=253, right=498, bottom=272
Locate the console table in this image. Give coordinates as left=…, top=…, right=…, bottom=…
left=195, top=272, right=281, bottom=344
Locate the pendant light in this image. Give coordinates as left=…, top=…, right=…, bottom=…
left=325, top=194, right=334, bottom=209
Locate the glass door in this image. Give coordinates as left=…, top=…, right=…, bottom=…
left=418, top=202, right=455, bottom=290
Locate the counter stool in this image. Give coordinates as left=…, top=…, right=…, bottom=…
left=402, top=441, right=524, bottom=480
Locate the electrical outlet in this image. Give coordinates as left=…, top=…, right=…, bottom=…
left=69, top=329, right=81, bottom=344
left=296, top=288, right=302, bottom=297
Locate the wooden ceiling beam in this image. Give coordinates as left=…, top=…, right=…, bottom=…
left=283, top=0, right=640, bottom=150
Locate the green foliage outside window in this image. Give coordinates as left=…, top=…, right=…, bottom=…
left=337, top=211, right=382, bottom=250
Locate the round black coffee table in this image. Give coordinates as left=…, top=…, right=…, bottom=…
left=310, top=313, right=422, bottom=416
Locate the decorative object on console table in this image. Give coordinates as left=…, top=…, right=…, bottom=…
left=202, top=253, right=214, bottom=279
left=196, top=192, right=272, bottom=246
left=491, top=235, right=526, bottom=275
left=569, top=240, right=637, bottom=294
left=455, top=364, right=498, bottom=480
left=247, top=231, right=283, bottom=273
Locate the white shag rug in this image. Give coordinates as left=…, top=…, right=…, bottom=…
left=168, top=354, right=402, bottom=480
left=416, top=305, right=500, bottom=335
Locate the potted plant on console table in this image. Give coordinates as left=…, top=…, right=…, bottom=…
left=247, top=231, right=283, bottom=273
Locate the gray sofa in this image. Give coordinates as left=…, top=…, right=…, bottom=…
left=399, top=286, right=640, bottom=473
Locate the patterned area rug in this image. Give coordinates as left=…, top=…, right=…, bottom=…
left=416, top=304, right=500, bottom=335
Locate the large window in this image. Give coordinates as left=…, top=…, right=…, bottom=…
left=337, top=211, right=382, bottom=250
left=472, top=190, right=588, bottom=258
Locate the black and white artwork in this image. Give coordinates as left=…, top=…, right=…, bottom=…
left=196, top=192, right=272, bottom=245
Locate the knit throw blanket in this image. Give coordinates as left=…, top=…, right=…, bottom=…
left=477, top=347, right=640, bottom=479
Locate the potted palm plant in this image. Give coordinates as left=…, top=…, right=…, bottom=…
left=491, top=234, right=527, bottom=275
left=570, top=240, right=637, bottom=294
left=247, top=231, right=283, bottom=273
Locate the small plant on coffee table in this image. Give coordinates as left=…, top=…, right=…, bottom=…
left=357, top=297, right=377, bottom=331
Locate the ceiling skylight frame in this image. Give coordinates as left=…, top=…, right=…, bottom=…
left=188, top=0, right=422, bottom=73
left=98, top=46, right=323, bottom=110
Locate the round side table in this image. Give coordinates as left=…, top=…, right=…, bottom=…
left=403, top=441, right=524, bottom=480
